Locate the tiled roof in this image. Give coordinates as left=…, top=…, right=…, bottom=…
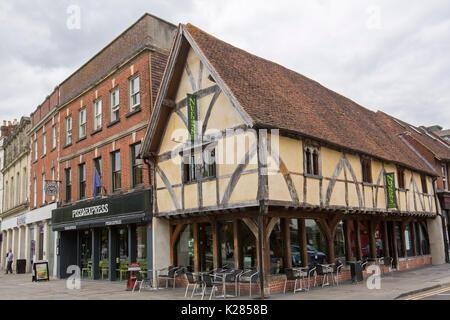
left=184, top=24, right=437, bottom=175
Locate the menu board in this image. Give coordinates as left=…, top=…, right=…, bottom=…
left=33, top=261, right=49, bottom=282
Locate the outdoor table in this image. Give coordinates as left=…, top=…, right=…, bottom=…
left=213, top=271, right=236, bottom=299
left=292, top=267, right=309, bottom=291
left=319, top=264, right=334, bottom=287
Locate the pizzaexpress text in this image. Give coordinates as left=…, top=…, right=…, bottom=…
left=72, top=204, right=109, bottom=218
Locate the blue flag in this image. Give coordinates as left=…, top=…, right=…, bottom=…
left=93, top=168, right=102, bottom=198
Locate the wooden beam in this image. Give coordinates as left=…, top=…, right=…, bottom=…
left=233, top=219, right=241, bottom=269
left=242, top=217, right=259, bottom=240
left=410, top=222, right=417, bottom=256
left=344, top=220, right=353, bottom=262
left=193, top=223, right=199, bottom=272
left=383, top=220, right=390, bottom=258
left=355, top=220, right=363, bottom=260
left=265, top=217, right=280, bottom=242
left=283, top=218, right=292, bottom=269
left=400, top=222, right=407, bottom=257
left=211, top=220, right=220, bottom=270
left=391, top=222, right=399, bottom=267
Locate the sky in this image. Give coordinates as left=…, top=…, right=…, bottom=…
left=0, top=0, right=449, bottom=128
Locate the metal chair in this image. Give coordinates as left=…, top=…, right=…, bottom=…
left=81, top=261, right=92, bottom=279
left=306, top=264, right=317, bottom=290
left=224, top=269, right=243, bottom=297
left=284, top=268, right=306, bottom=294
left=184, top=272, right=203, bottom=298
left=156, top=266, right=180, bottom=289
left=238, top=269, right=260, bottom=297
left=332, top=260, right=344, bottom=286
left=201, top=274, right=222, bottom=300
left=316, top=264, right=333, bottom=287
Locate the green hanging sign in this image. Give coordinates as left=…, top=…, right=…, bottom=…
left=385, top=172, right=398, bottom=209
left=187, top=94, right=198, bottom=141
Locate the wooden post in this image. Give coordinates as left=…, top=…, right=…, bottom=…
left=193, top=223, right=199, bottom=272
left=369, top=221, right=377, bottom=259
left=417, top=223, right=423, bottom=255
left=410, top=222, right=417, bottom=256
left=212, top=220, right=220, bottom=270
left=233, top=219, right=241, bottom=269
left=355, top=220, right=363, bottom=260
left=391, top=222, right=399, bottom=267
left=300, top=219, right=308, bottom=267
left=344, top=220, right=353, bottom=262
left=283, top=218, right=292, bottom=269
left=169, top=225, right=175, bottom=266
left=382, top=221, right=390, bottom=258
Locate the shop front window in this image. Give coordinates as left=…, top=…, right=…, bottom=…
left=419, top=224, right=430, bottom=255
left=80, top=230, right=92, bottom=268
left=241, top=221, right=257, bottom=269
left=199, top=223, right=214, bottom=272
left=218, top=221, right=235, bottom=268
left=176, top=224, right=194, bottom=269
left=269, top=220, right=284, bottom=274
left=405, top=224, right=414, bottom=257
left=289, top=219, right=302, bottom=267
left=375, top=223, right=384, bottom=258
left=118, top=227, right=128, bottom=263
left=305, top=219, right=327, bottom=264
left=395, top=223, right=404, bottom=257
left=101, top=229, right=108, bottom=262
left=136, top=225, right=147, bottom=263
left=359, top=221, right=371, bottom=259
left=334, top=221, right=346, bottom=262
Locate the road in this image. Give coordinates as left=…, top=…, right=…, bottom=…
left=406, top=286, right=450, bottom=300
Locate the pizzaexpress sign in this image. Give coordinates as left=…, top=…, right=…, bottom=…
left=52, top=189, right=151, bottom=226
left=72, top=204, right=109, bottom=218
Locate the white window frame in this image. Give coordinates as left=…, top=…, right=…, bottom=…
left=79, top=108, right=86, bottom=139
left=94, top=99, right=102, bottom=130
left=33, top=177, right=37, bottom=208
left=110, top=88, right=120, bottom=122
left=42, top=173, right=46, bottom=205
left=66, top=116, right=72, bottom=145
left=42, top=132, right=47, bottom=156
left=443, top=164, right=448, bottom=191
left=34, top=139, right=38, bottom=161
left=129, top=76, right=140, bottom=110
left=52, top=125, right=56, bottom=149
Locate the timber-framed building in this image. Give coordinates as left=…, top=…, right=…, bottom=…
left=125, top=24, right=445, bottom=294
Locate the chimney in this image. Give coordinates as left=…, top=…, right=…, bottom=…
left=427, top=125, right=443, bottom=133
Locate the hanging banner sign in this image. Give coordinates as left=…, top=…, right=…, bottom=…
left=187, top=94, right=198, bottom=141
left=385, top=172, right=398, bottom=209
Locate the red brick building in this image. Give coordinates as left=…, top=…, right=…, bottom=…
left=27, top=13, right=176, bottom=279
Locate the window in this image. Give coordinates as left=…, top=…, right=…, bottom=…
left=33, top=178, right=37, bottom=208
left=51, top=167, right=55, bottom=201
left=110, top=89, right=119, bottom=122
left=41, top=173, right=46, bottom=204
left=52, top=125, right=56, bottom=149
left=129, top=76, right=140, bottom=110
left=42, top=132, right=46, bottom=156
left=420, top=174, right=428, bottom=194
left=397, top=167, right=405, bottom=189
left=442, top=164, right=448, bottom=191
left=361, top=158, right=372, bottom=184
left=34, top=139, right=38, bottom=161
left=65, top=168, right=72, bottom=203
left=304, top=146, right=320, bottom=176
left=94, top=99, right=102, bottom=130
left=79, top=163, right=86, bottom=199
left=202, top=148, right=216, bottom=179
left=93, top=157, right=102, bottom=196
left=79, top=108, right=86, bottom=139
left=111, top=151, right=121, bottom=191
left=131, top=143, right=143, bottom=187
left=183, top=154, right=197, bottom=183
left=65, top=116, right=72, bottom=145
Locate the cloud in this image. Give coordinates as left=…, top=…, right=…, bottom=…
left=0, top=0, right=449, bottom=129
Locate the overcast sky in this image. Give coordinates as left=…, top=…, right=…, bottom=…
left=0, top=0, right=449, bottom=128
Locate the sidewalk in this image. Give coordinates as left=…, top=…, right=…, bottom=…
left=0, top=264, right=449, bottom=300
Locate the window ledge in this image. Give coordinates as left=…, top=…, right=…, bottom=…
left=90, top=127, right=102, bottom=136
left=32, top=159, right=38, bottom=164
left=76, top=136, right=87, bottom=144
left=107, top=119, right=120, bottom=128
left=304, top=173, right=322, bottom=179
left=63, top=143, right=72, bottom=150
left=40, top=154, right=46, bottom=159
left=50, top=147, right=56, bottom=152
left=125, top=106, right=141, bottom=118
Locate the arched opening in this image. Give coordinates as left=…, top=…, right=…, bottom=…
left=175, top=224, right=194, bottom=270
left=419, top=223, right=430, bottom=255
left=305, top=219, right=327, bottom=264
left=218, top=220, right=235, bottom=268
left=269, top=220, right=285, bottom=274
left=240, top=221, right=257, bottom=269
left=333, top=221, right=346, bottom=262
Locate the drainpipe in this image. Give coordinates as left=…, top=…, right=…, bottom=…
left=432, top=177, right=449, bottom=263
